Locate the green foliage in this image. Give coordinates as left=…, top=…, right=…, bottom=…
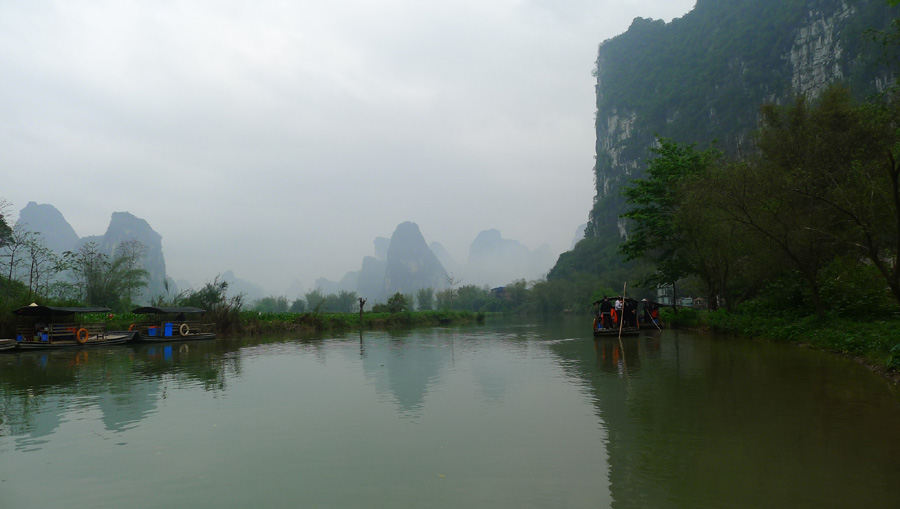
left=62, top=240, right=150, bottom=311
left=548, top=237, right=650, bottom=295
left=707, top=305, right=900, bottom=370
left=253, top=295, right=289, bottom=313
left=386, top=292, right=408, bottom=313
left=620, top=138, right=721, bottom=289
left=322, top=290, right=358, bottom=313
left=289, top=298, right=306, bottom=313
left=416, top=287, right=434, bottom=311
left=237, top=309, right=484, bottom=335
left=587, top=0, right=896, bottom=236
left=819, top=256, right=897, bottom=318
left=659, top=307, right=703, bottom=329
left=304, top=289, right=326, bottom=312
left=0, top=213, right=11, bottom=247
left=155, top=275, right=244, bottom=334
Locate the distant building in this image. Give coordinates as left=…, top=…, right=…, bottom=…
left=657, top=285, right=673, bottom=305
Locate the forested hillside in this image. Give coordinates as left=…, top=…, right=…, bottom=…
left=586, top=0, right=897, bottom=238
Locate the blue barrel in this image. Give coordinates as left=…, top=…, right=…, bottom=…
left=164, top=323, right=173, bottom=337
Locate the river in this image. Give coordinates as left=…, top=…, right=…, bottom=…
left=1, top=316, right=898, bottom=508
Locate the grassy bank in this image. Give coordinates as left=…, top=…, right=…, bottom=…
left=663, top=307, right=900, bottom=376
left=239, top=310, right=486, bottom=335
left=10, top=310, right=486, bottom=339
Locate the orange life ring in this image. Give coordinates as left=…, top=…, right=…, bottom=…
left=76, top=328, right=89, bottom=344
left=179, top=323, right=189, bottom=336
left=128, top=323, right=136, bottom=331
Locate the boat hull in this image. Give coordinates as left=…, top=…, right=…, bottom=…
left=132, top=332, right=217, bottom=343
left=593, top=327, right=640, bottom=337
left=14, top=331, right=136, bottom=350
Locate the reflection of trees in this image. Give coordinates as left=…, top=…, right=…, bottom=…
left=0, top=337, right=252, bottom=441
left=549, top=325, right=900, bottom=507
left=0, top=348, right=161, bottom=444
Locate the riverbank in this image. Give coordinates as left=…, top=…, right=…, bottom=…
left=238, top=309, right=487, bottom=335
left=97, top=310, right=486, bottom=336
left=662, top=307, right=900, bottom=383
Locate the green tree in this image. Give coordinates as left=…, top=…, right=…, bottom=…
left=23, top=234, right=62, bottom=301
left=455, top=285, right=491, bottom=311
left=254, top=295, right=289, bottom=313
left=0, top=198, right=12, bottom=249
left=757, top=87, right=900, bottom=306
left=323, top=290, right=358, bottom=313
left=386, top=292, right=408, bottom=313
left=619, top=138, right=721, bottom=291
left=416, top=287, right=434, bottom=311
left=289, top=298, right=306, bottom=313
left=304, top=289, right=326, bottom=312
left=64, top=241, right=150, bottom=309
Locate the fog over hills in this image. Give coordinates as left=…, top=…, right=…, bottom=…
left=12, top=202, right=562, bottom=304
left=15, top=202, right=168, bottom=302
left=313, top=222, right=559, bottom=301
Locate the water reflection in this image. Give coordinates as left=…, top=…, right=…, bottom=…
left=543, top=319, right=900, bottom=508
left=357, top=330, right=451, bottom=418
left=0, top=339, right=246, bottom=444
left=593, top=336, right=642, bottom=376
left=1, top=320, right=899, bottom=508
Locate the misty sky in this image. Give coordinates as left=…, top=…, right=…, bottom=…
left=2, top=0, right=695, bottom=295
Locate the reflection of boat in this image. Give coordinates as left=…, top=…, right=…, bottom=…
left=0, top=338, right=15, bottom=351
left=12, top=305, right=136, bottom=349
left=130, top=306, right=216, bottom=342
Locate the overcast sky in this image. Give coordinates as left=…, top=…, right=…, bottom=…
left=2, top=0, right=695, bottom=295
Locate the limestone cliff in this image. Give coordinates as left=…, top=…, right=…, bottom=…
left=99, top=212, right=167, bottom=300
left=382, top=222, right=448, bottom=298
left=587, top=0, right=896, bottom=238
left=16, top=202, right=80, bottom=254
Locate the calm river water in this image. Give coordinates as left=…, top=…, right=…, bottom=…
left=1, top=317, right=899, bottom=508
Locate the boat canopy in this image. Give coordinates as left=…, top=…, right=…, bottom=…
left=132, top=306, right=207, bottom=315
left=12, top=305, right=112, bottom=316
left=592, top=297, right=639, bottom=305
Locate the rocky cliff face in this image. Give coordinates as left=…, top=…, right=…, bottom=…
left=100, top=212, right=167, bottom=299
left=15, top=204, right=170, bottom=303
left=382, top=222, right=448, bottom=297
left=588, top=0, right=895, bottom=238
left=16, top=202, right=80, bottom=253
left=790, top=1, right=855, bottom=97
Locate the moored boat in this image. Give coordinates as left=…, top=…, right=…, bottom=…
left=0, top=338, right=15, bottom=351
left=12, top=304, right=136, bottom=349
left=130, top=306, right=216, bottom=342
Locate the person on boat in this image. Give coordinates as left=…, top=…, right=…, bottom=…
left=642, top=299, right=660, bottom=326
left=623, top=298, right=638, bottom=328
left=614, top=298, right=623, bottom=326
left=599, top=297, right=613, bottom=329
